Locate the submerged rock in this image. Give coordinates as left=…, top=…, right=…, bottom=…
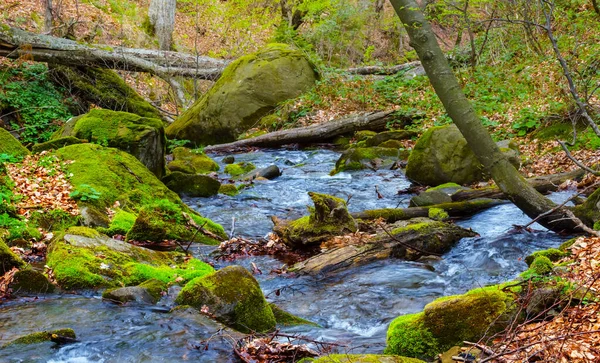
left=240, top=165, right=281, bottom=181
left=274, top=192, right=357, bottom=248
left=0, top=128, right=29, bottom=157
left=331, top=147, right=402, bottom=175
left=166, top=44, right=319, bottom=145
left=167, top=147, right=219, bottom=174
left=102, top=279, right=166, bottom=304
left=406, top=124, right=519, bottom=186
left=175, top=265, right=276, bottom=333
left=52, top=109, right=166, bottom=178
left=4, top=328, right=76, bottom=346
left=162, top=172, right=220, bottom=197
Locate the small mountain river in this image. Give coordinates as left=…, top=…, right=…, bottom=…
left=0, top=148, right=570, bottom=362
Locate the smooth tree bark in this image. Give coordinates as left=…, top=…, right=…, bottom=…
left=42, top=0, right=53, bottom=34
left=388, top=0, right=585, bottom=233
left=148, top=0, right=177, bottom=51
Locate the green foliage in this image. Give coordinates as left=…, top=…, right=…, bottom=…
left=70, top=184, right=102, bottom=202
left=167, top=139, right=191, bottom=153
left=103, top=209, right=137, bottom=236
left=0, top=62, right=73, bottom=143
left=0, top=212, right=27, bottom=240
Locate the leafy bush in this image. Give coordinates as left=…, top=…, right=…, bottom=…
left=0, top=62, right=73, bottom=144
left=70, top=184, right=102, bottom=202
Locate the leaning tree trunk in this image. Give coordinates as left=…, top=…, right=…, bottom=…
left=388, top=0, right=584, bottom=233
left=148, top=0, right=177, bottom=51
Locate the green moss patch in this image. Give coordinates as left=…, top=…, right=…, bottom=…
left=224, top=162, right=256, bottom=177
left=0, top=236, right=25, bottom=274
left=31, top=136, right=84, bottom=153
left=10, top=268, right=55, bottom=294
left=176, top=265, right=276, bottom=333
left=219, top=183, right=239, bottom=196
left=167, top=147, right=219, bottom=174
left=269, top=303, right=319, bottom=327
left=0, top=128, right=29, bottom=157
left=309, top=355, right=425, bottom=363
left=331, top=147, right=399, bottom=175
left=5, top=329, right=76, bottom=346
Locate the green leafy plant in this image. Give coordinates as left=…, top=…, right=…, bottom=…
left=166, top=138, right=190, bottom=153
left=69, top=184, right=102, bottom=202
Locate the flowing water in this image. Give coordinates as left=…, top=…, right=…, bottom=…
left=0, top=149, right=571, bottom=362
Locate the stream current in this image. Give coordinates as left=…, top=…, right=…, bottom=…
left=0, top=149, right=571, bottom=362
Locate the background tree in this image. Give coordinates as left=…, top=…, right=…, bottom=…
left=148, top=0, right=177, bottom=50
left=387, top=0, right=590, bottom=234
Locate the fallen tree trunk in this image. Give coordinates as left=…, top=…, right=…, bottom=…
left=0, top=25, right=228, bottom=80
left=451, top=169, right=586, bottom=202
left=204, top=111, right=408, bottom=152
left=346, top=61, right=422, bottom=75
left=351, top=198, right=506, bottom=223
left=290, top=218, right=477, bottom=275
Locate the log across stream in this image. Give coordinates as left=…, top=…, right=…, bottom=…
left=0, top=149, right=572, bottom=362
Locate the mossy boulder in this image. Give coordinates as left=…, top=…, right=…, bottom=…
left=307, top=355, right=425, bottom=363
left=240, top=165, right=281, bottom=181
left=175, top=265, right=276, bottom=333
left=224, top=162, right=256, bottom=177
left=331, top=147, right=401, bottom=175
left=167, top=147, right=219, bottom=174
left=102, top=279, right=167, bottom=304
left=5, top=329, right=76, bottom=346
left=166, top=44, right=319, bottom=145
left=52, top=109, right=166, bottom=178
left=525, top=248, right=567, bottom=266
left=386, top=286, right=515, bottom=359
left=52, top=144, right=224, bottom=241
left=46, top=227, right=215, bottom=290
left=9, top=268, right=55, bottom=294
left=162, top=172, right=221, bottom=197
left=31, top=136, right=84, bottom=153
left=50, top=65, right=164, bottom=121
left=0, top=237, right=25, bottom=274
left=406, top=124, right=519, bottom=186
left=219, top=183, right=239, bottom=196
left=365, top=130, right=417, bottom=147
left=409, top=189, right=452, bottom=207
left=275, top=192, right=358, bottom=248
left=126, top=199, right=225, bottom=244
left=574, top=186, right=600, bottom=228
left=0, top=128, right=29, bottom=157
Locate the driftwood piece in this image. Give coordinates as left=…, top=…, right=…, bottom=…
left=290, top=218, right=477, bottom=275
left=351, top=198, right=506, bottom=223
left=0, top=25, right=228, bottom=80
left=346, top=61, right=422, bottom=75
left=204, top=111, right=409, bottom=152
left=451, top=169, right=586, bottom=202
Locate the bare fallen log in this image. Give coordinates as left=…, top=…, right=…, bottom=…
left=204, top=111, right=411, bottom=152
left=351, top=198, right=506, bottom=223
left=0, top=25, right=228, bottom=80
left=451, top=169, right=586, bottom=202
left=290, top=218, right=477, bottom=275
left=346, top=61, right=422, bottom=75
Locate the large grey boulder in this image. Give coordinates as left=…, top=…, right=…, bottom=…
left=406, top=124, right=519, bottom=186
left=166, top=44, right=319, bottom=145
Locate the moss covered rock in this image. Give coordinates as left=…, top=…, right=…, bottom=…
left=224, top=162, right=256, bottom=177
left=525, top=248, right=567, bottom=266
left=9, top=268, right=55, bottom=294
left=275, top=192, right=358, bottom=248
left=175, top=265, right=276, bottom=333
left=53, top=144, right=224, bottom=241
left=386, top=286, right=515, bottom=359
left=53, top=109, right=166, bottom=178
left=406, top=124, right=519, bottom=186
left=162, top=172, right=221, bottom=197
left=0, top=236, right=25, bottom=274
left=5, top=329, right=76, bottom=346
left=409, top=189, right=452, bottom=207
left=365, top=130, right=417, bottom=147
left=269, top=303, right=318, bottom=327
left=47, top=227, right=214, bottom=290
left=0, top=128, right=29, bottom=157
left=31, top=136, right=84, bottom=153
left=308, top=355, right=425, bottom=363
left=126, top=199, right=224, bottom=244
left=166, top=44, right=319, bottom=145
left=574, top=186, right=600, bottom=228
left=167, top=147, right=219, bottom=174
left=331, top=147, right=400, bottom=175
left=102, top=279, right=166, bottom=304
left=50, top=65, right=164, bottom=121
left=219, top=183, right=239, bottom=196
